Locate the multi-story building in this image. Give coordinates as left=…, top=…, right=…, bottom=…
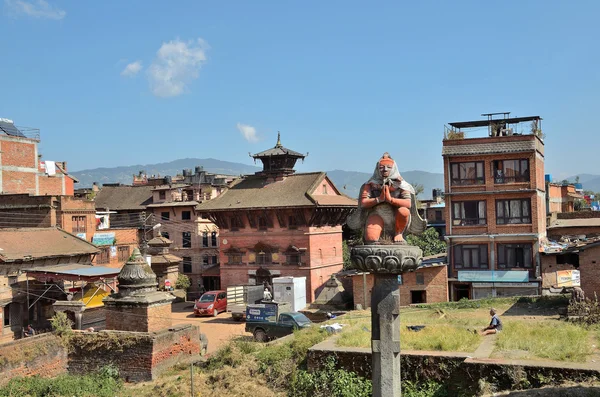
left=196, top=135, right=356, bottom=303
left=146, top=168, right=237, bottom=295
left=442, top=114, right=546, bottom=300
left=0, top=118, right=77, bottom=195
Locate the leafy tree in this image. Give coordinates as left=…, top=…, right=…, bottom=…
left=406, top=227, right=447, bottom=256
left=342, top=241, right=352, bottom=270
left=413, top=183, right=424, bottom=198
left=175, top=273, right=191, bottom=290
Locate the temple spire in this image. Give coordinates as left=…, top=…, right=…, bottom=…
left=275, top=131, right=282, bottom=148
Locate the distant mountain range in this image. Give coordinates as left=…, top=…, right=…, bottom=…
left=71, top=158, right=445, bottom=199
left=565, top=174, right=600, bottom=193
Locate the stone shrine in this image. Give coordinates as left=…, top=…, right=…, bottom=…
left=103, top=248, right=175, bottom=332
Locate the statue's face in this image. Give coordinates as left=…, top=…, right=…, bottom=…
left=379, top=160, right=393, bottom=178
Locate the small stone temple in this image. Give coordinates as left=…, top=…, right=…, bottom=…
left=67, top=248, right=201, bottom=382
left=104, top=248, right=175, bottom=332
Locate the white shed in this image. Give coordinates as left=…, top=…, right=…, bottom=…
left=272, top=276, right=306, bottom=312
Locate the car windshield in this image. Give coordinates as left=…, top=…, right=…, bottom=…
left=199, top=294, right=216, bottom=302
left=290, top=313, right=311, bottom=326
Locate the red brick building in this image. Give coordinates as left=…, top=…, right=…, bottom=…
left=0, top=119, right=76, bottom=196
left=443, top=114, right=546, bottom=300
left=196, top=135, right=355, bottom=302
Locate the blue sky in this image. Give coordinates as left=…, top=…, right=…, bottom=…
left=1, top=1, right=598, bottom=180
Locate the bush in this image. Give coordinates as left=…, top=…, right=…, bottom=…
left=175, top=273, right=191, bottom=290
left=290, top=357, right=372, bottom=397
left=50, top=311, right=73, bottom=337
left=0, top=370, right=122, bottom=397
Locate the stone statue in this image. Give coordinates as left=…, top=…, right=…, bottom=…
left=347, top=152, right=427, bottom=244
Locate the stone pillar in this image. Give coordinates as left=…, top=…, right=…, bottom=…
left=371, top=274, right=401, bottom=397
left=74, top=312, right=83, bottom=330
left=351, top=244, right=423, bottom=397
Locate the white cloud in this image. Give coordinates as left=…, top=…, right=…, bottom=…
left=237, top=123, right=259, bottom=143
left=147, top=38, right=209, bottom=98
left=4, top=0, right=66, bottom=20
left=121, top=61, right=143, bottom=77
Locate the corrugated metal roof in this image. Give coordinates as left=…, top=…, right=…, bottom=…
left=25, top=264, right=119, bottom=277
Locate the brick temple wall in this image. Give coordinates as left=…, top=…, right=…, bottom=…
left=68, top=325, right=200, bottom=382
left=0, top=333, right=67, bottom=385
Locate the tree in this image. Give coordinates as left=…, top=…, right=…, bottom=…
left=413, top=183, right=424, bottom=198
left=342, top=241, right=352, bottom=270
left=175, top=273, right=191, bottom=290
left=406, top=227, right=447, bottom=257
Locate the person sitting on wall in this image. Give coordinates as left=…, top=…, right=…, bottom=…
left=480, top=308, right=503, bottom=335
left=24, top=324, right=36, bottom=337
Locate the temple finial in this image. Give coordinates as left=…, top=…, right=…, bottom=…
left=275, top=131, right=282, bottom=148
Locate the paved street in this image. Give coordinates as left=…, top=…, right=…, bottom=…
left=170, top=301, right=248, bottom=354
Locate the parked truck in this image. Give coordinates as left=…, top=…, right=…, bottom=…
left=226, top=285, right=264, bottom=321
left=245, top=301, right=312, bottom=342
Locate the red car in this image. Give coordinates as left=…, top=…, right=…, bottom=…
left=194, top=290, right=227, bottom=317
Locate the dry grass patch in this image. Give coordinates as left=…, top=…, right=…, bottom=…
left=494, top=321, right=592, bottom=362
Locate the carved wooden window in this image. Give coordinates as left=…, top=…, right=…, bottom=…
left=97, top=247, right=110, bottom=264
left=117, top=246, right=130, bottom=262
left=202, top=232, right=209, bottom=247
left=227, top=253, right=243, bottom=264
left=211, top=231, right=218, bottom=247
left=72, top=216, right=86, bottom=233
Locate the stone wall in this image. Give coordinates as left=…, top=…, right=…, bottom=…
left=0, top=333, right=67, bottom=385
left=308, top=339, right=599, bottom=394
left=68, top=324, right=200, bottom=382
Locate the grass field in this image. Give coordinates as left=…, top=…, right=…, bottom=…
left=336, top=296, right=597, bottom=362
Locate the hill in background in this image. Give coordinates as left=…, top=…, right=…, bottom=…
left=72, top=159, right=445, bottom=199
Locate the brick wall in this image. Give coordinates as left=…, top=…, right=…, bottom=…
left=540, top=255, right=576, bottom=289
left=68, top=325, right=200, bottom=382
left=1, top=139, right=36, bottom=168
left=578, top=246, right=600, bottom=299
left=0, top=333, right=67, bottom=385
left=105, top=302, right=172, bottom=332
left=2, top=171, right=36, bottom=195
left=352, top=266, right=448, bottom=308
